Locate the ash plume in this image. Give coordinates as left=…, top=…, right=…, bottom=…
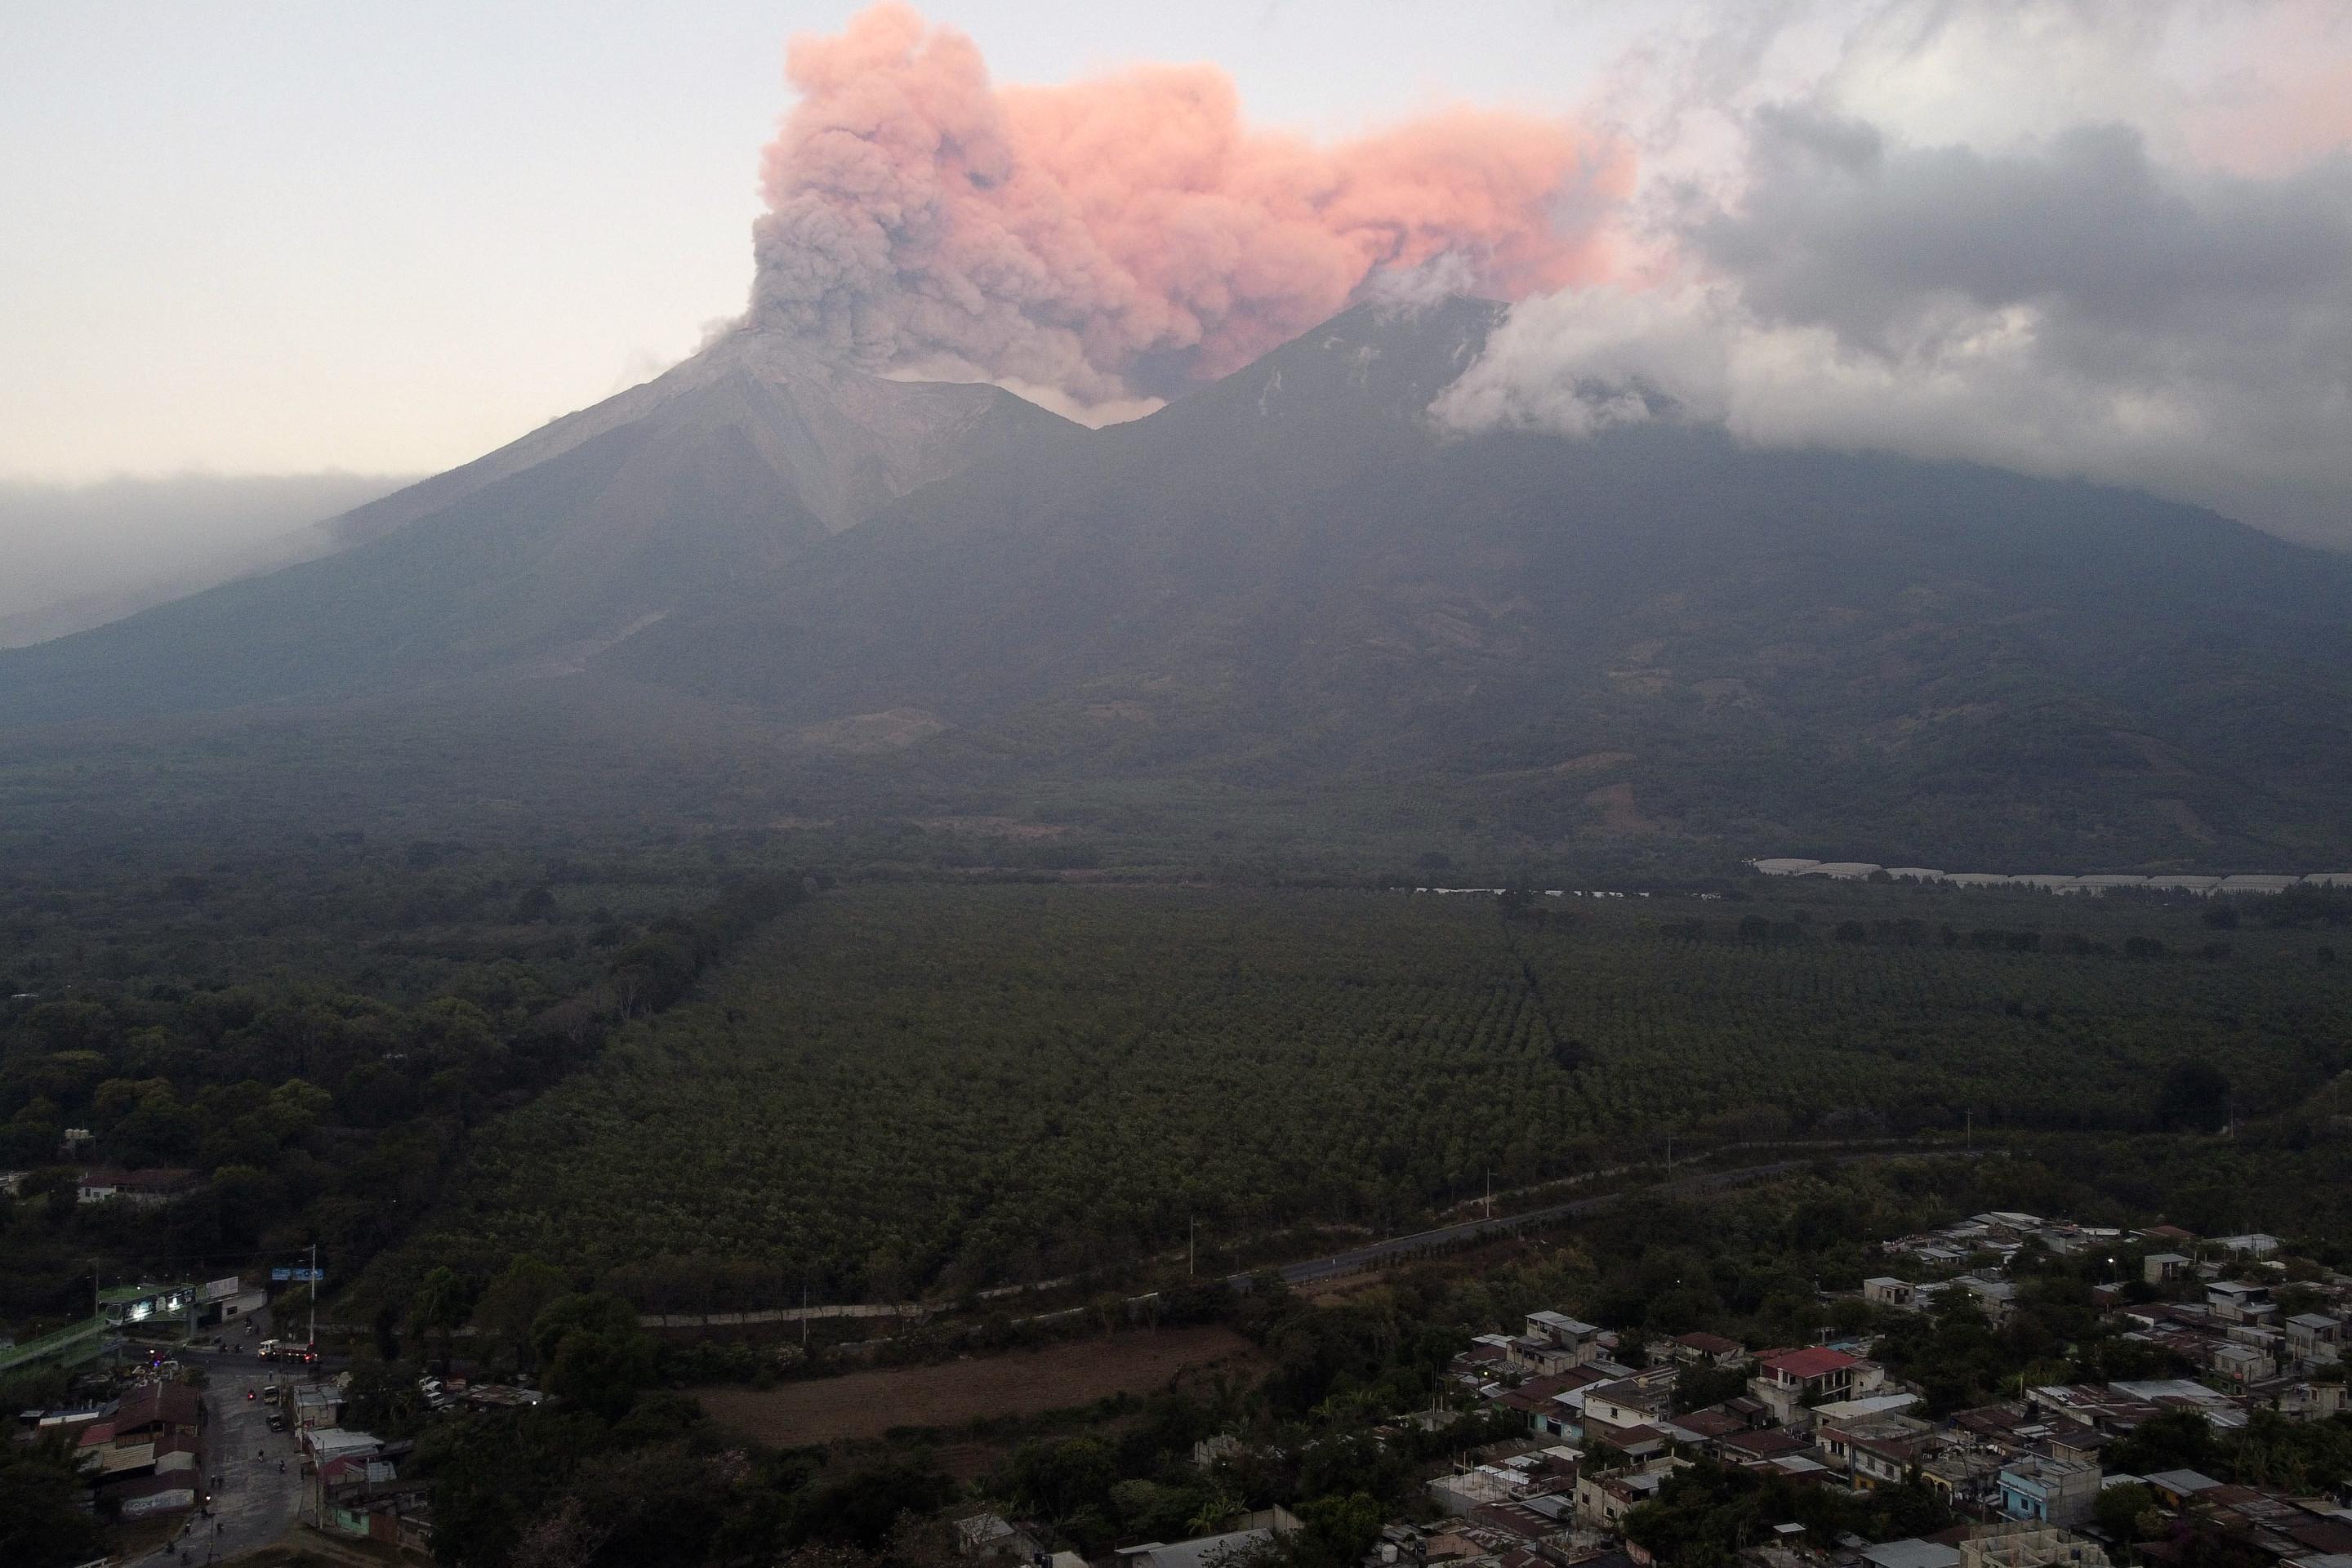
left=747, top=2, right=1631, bottom=416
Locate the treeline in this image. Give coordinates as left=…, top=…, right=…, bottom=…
left=1656, top=913, right=2243, bottom=960
left=0, top=874, right=813, bottom=1334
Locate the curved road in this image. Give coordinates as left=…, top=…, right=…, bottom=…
left=1254, top=1151, right=1963, bottom=1287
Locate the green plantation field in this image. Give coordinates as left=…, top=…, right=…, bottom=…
left=419, top=880, right=2352, bottom=1303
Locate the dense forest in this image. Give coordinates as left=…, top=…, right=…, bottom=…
left=0, top=838, right=806, bottom=1336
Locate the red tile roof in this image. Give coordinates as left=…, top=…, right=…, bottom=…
left=1762, top=1347, right=1860, bottom=1380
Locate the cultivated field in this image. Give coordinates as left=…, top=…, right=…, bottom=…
left=428, top=881, right=2352, bottom=1303
left=693, top=1325, right=1263, bottom=1446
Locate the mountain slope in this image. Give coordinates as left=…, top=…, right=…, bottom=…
left=604, top=299, right=2352, bottom=863
left=0, top=331, right=1080, bottom=723
left=2, top=297, right=2349, bottom=866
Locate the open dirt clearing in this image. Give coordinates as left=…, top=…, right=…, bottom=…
left=694, top=1325, right=1263, bottom=1446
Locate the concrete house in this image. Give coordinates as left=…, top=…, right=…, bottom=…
left=1524, top=1312, right=1604, bottom=1362
left=1865, top=1278, right=1921, bottom=1311
left=2207, top=1281, right=2278, bottom=1325
left=1751, top=1348, right=1886, bottom=1426
left=1998, top=1457, right=2102, bottom=1527
left=2285, top=1314, right=2343, bottom=1365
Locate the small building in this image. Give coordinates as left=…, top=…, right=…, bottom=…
left=75, top=1168, right=200, bottom=1206
left=1670, top=1331, right=1747, bottom=1367
left=2144, top=1254, right=2192, bottom=1286
left=2285, top=1315, right=2344, bottom=1365
left=1998, top=1457, right=2102, bottom=1527
left=1750, top=1347, right=1886, bottom=1426
left=1817, top=1411, right=1934, bottom=1488
left=1954, top=1276, right=2020, bottom=1321
left=1524, top=1312, right=1604, bottom=1364
left=2206, top=1282, right=2278, bottom=1328
left=1582, top=1368, right=1676, bottom=1438
left=2210, top=1343, right=2276, bottom=1387
left=1864, top=1278, right=1920, bottom=1311
left=1574, top=1458, right=1684, bottom=1527
left=2141, top=1469, right=2226, bottom=1509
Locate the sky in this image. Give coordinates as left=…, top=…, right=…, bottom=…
left=0, top=1, right=1657, bottom=484
left=3, top=2, right=2349, bottom=546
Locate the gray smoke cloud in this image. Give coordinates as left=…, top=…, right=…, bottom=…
left=1436, top=3, right=2352, bottom=546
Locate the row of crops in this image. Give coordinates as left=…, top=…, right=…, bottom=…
left=435, top=883, right=2352, bottom=1302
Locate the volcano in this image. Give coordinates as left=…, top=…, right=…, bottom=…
left=4, top=297, right=2350, bottom=866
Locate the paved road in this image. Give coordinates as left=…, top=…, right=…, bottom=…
left=1254, top=1151, right=1956, bottom=1286
left=132, top=1365, right=304, bottom=1568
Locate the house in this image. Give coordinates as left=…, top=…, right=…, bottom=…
left=1722, top=1428, right=1817, bottom=1468
left=1581, top=1369, right=1677, bottom=1441
left=1865, top=1278, right=1922, bottom=1311
left=2210, top=1343, right=2277, bottom=1387
left=2268, top=1383, right=2349, bottom=1421
left=1954, top=1276, right=2020, bottom=1321
left=2215, top=1235, right=2282, bottom=1258
left=2144, top=1254, right=2193, bottom=1286
left=2207, top=1281, right=2277, bottom=1325
left=1673, top=1408, right=1751, bottom=1450
left=1922, top=1450, right=2007, bottom=1512
left=2284, top=1315, right=2343, bottom=1365
left=2142, top=1470, right=2227, bottom=1509
left=1574, top=1459, right=1685, bottom=1527
left=1526, top=1311, right=1601, bottom=1352
left=1494, top=1366, right=1610, bottom=1440
left=75, top=1168, right=199, bottom=1206
left=1749, top=1348, right=1886, bottom=1426
left=1670, top=1332, right=1747, bottom=1367
left=1117, top=1509, right=1303, bottom=1568
left=1998, top=1457, right=2102, bottom=1527
left=957, top=1515, right=1045, bottom=1561
left=1818, top=1412, right=1935, bottom=1488
left=112, top=1380, right=202, bottom=1444
left=1508, top=1334, right=1587, bottom=1377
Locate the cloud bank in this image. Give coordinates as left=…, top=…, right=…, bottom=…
left=748, top=2, right=1629, bottom=416
left=1437, top=0, right=2352, bottom=544
left=0, top=473, right=408, bottom=646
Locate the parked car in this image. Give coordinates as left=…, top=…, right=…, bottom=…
left=266, top=1414, right=287, bottom=1432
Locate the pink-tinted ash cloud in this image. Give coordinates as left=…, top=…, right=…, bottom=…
left=748, top=2, right=1631, bottom=411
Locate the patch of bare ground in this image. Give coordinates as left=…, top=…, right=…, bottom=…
left=1586, top=780, right=1667, bottom=833
left=693, top=1325, right=1263, bottom=1447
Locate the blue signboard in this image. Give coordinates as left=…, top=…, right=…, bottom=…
left=270, top=1267, right=324, bottom=1282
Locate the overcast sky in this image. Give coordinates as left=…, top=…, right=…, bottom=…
left=4, top=2, right=2348, bottom=543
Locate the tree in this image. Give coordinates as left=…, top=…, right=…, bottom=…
left=2155, top=1060, right=2231, bottom=1132
left=474, top=1255, right=572, bottom=1372
left=412, top=1265, right=474, bottom=1373
left=2097, top=1481, right=2159, bottom=1547
left=530, top=1293, right=656, bottom=1419
left=0, top=1434, right=108, bottom=1568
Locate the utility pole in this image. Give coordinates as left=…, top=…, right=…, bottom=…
left=1188, top=1216, right=1196, bottom=1277
left=308, top=1242, right=318, bottom=1354
left=1483, top=1171, right=1492, bottom=1222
